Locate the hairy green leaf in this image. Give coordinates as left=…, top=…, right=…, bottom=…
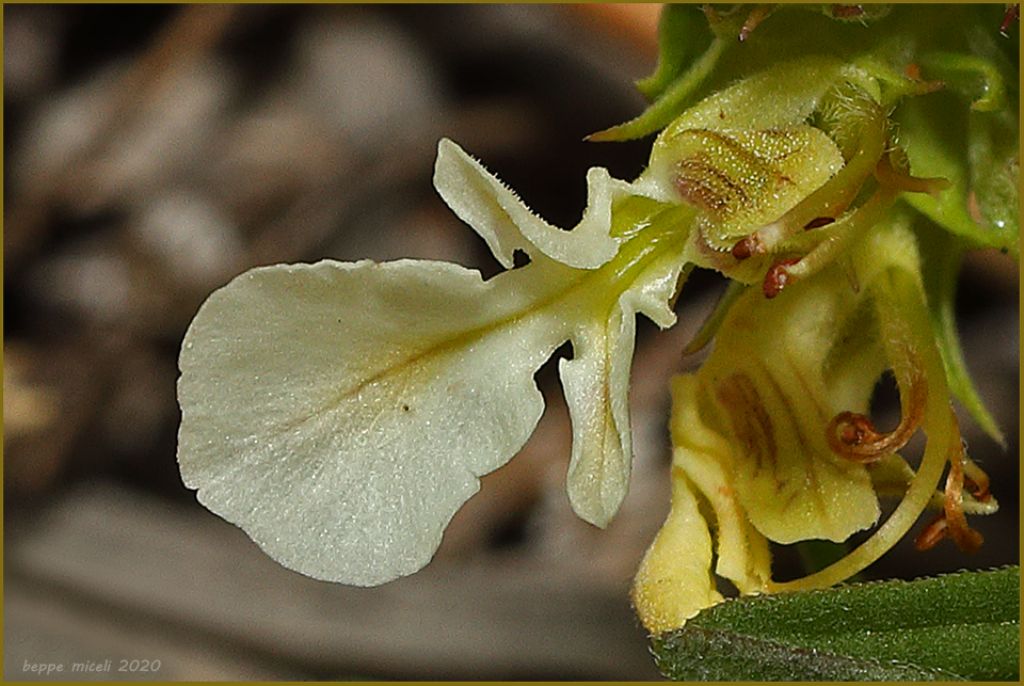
left=635, top=4, right=712, bottom=102
left=651, top=567, right=1020, bottom=681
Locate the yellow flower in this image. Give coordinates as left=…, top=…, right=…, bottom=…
left=633, top=216, right=998, bottom=634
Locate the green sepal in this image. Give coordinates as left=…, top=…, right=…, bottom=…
left=636, top=5, right=713, bottom=102
left=651, top=566, right=1020, bottom=681
left=896, top=93, right=1019, bottom=256
left=918, top=51, right=1007, bottom=112
left=968, top=106, right=1020, bottom=249
left=590, top=37, right=726, bottom=142
left=682, top=280, right=748, bottom=355
left=917, top=221, right=1006, bottom=445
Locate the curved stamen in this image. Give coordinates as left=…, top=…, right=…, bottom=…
left=914, top=436, right=987, bottom=553
left=963, top=455, right=992, bottom=501
left=942, top=425, right=985, bottom=553
left=873, top=152, right=951, bottom=197
left=914, top=513, right=949, bottom=550
left=826, top=370, right=927, bottom=462
left=768, top=267, right=953, bottom=593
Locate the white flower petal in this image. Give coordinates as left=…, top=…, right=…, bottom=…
left=561, top=253, right=686, bottom=527
left=560, top=307, right=636, bottom=528
left=178, top=258, right=573, bottom=585
left=433, top=138, right=623, bottom=269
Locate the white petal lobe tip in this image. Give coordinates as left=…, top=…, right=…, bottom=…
left=561, top=305, right=636, bottom=529
left=433, top=138, right=624, bottom=269
left=177, top=259, right=569, bottom=585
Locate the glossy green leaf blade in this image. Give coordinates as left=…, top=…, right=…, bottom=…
left=652, top=566, right=1020, bottom=681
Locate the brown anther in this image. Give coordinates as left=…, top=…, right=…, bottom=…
left=803, top=216, right=835, bottom=230
left=762, top=258, right=800, bottom=299
left=1000, top=4, right=1019, bottom=36
left=827, top=412, right=887, bottom=463
left=905, top=63, right=922, bottom=81
left=831, top=4, right=864, bottom=18
left=914, top=514, right=949, bottom=551
left=731, top=235, right=760, bottom=260
left=826, top=372, right=927, bottom=462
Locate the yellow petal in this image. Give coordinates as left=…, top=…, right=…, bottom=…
left=632, top=467, right=723, bottom=634
left=670, top=375, right=772, bottom=594
left=695, top=268, right=883, bottom=544
left=641, top=56, right=855, bottom=203
left=665, top=127, right=844, bottom=253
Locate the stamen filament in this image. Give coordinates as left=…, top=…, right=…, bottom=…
left=763, top=188, right=897, bottom=298
left=873, top=153, right=951, bottom=197
left=942, top=420, right=985, bottom=552
left=767, top=268, right=952, bottom=593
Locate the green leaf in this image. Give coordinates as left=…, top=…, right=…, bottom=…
left=651, top=566, right=1020, bottom=681
left=917, top=221, right=1006, bottom=445
left=590, top=37, right=726, bottom=142
left=635, top=5, right=712, bottom=102
left=968, top=106, right=1020, bottom=250
left=896, top=93, right=1019, bottom=256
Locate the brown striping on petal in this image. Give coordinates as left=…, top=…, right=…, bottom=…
left=674, top=156, right=751, bottom=213
left=676, top=128, right=802, bottom=167
left=715, top=372, right=779, bottom=475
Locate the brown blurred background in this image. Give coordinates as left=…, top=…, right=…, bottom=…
left=3, top=4, right=1018, bottom=680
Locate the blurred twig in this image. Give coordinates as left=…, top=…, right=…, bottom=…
left=5, top=4, right=237, bottom=268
